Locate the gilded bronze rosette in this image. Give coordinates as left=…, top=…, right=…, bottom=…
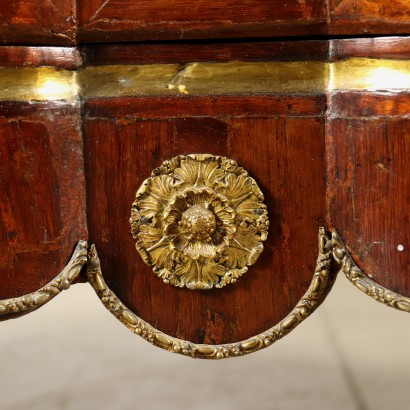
left=130, top=154, right=269, bottom=290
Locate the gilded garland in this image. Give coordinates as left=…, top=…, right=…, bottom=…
left=130, top=154, right=269, bottom=290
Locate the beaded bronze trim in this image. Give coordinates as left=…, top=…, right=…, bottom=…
left=0, top=241, right=88, bottom=318
left=87, top=228, right=333, bottom=359
left=332, top=230, right=410, bottom=313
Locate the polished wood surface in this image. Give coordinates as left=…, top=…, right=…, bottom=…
left=78, top=0, right=327, bottom=42
left=329, top=0, right=410, bottom=35
left=84, top=103, right=327, bottom=344
left=327, top=92, right=410, bottom=297
left=331, top=37, right=410, bottom=61
left=0, top=47, right=81, bottom=69
left=2, top=1, right=410, bottom=44
left=0, top=102, right=87, bottom=299
left=82, top=41, right=330, bottom=66
left=77, top=0, right=410, bottom=42
left=1, top=37, right=410, bottom=340
left=0, top=0, right=76, bottom=45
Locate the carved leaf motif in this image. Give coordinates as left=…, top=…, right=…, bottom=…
left=145, top=176, right=174, bottom=202
left=174, top=156, right=200, bottom=186
left=200, top=260, right=226, bottom=287
left=174, top=257, right=198, bottom=288
left=150, top=242, right=175, bottom=271
left=184, top=241, right=217, bottom=260
left=226, top=224, right=263, bottom=268
left=237, top=197, right=265, bottom=222
left=130, top=154, right=269, bottom=290
left=137, top=225, right=162, bottom=248
left=174, top=156, right=225, bottom=188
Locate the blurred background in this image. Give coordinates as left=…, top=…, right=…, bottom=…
left=1, top=272, right=409, bottom=410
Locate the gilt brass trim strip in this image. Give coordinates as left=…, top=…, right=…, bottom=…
left=332, top=230, right=410, bottom=313
left=87, top=228, right=333, bottom=360
left=0, top=241, right=88, bottom=318
left=2, top=59, right=410, bottom=101
left=0, top=67, right=79, bottom=101
left=79, top=62, right=328, bottom=97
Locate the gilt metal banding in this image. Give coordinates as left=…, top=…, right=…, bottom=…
left=0, top=241, right=88, bottom=318
left=2, top=59, right=410, bottom=101
left=332, top=230, right=410, bottom=313
left=87, top=228, right=333, bottom=359
left=130, top=154, right=269, bottom=290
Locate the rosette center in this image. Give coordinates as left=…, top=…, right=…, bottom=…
left=180, top=204, right=216, bottom=240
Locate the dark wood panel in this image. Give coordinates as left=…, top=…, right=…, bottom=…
left=85, top=95, right=327, bottom=119
left=329, top=0, right=410, bottom=35
left=75, top=1, right=410, bottom=42
left=327, top=93, right=410, bottom=297
left=2, top=1, right=410, bottom=45
left=0, top=47, right=81, bottom=69
left=331, top=37, right=410, bottom=61
left=79, top=37, right=410, bottom=66
left=0, top=0, right=76, bottom=45
left=0, top=103, right=87, bottom=299
left=84, top=99, right=327, bottom=344
left=78, top=0, right=327, bottom=42
left=82, top=41, right=329, bottom=66
left=331, top=92, right=410, bottom=117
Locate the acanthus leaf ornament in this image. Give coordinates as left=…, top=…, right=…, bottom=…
left=130, top=154, right=269, bottom=290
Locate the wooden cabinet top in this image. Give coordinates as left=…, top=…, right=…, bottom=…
left=2, top=0, right=410, bottom=45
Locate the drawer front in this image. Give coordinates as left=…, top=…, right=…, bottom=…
left=2, top=1, right=410, bottom=44
left=1, top=39, right=410, bottom=356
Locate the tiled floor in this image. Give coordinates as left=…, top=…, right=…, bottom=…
left=1, top=273, right=409, bottom=410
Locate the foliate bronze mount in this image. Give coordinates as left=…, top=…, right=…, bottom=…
left=130, top=154, right=269, bottom=290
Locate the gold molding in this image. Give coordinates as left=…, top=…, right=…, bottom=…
left=130, top=154, right=269, bottom=290
left=0, top=241, right=88, bottom=318
left=0, top=67, right=78, bottom=101
left=87, top=228, right=333, bottom=359
left=332, top=230, right=410, bottom=313
left=2, top=58, right=410, bottom=101
left=79, top=59, right=410, bottom=96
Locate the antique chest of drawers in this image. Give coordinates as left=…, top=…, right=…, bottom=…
left=1, top=0, right=410, bottom=359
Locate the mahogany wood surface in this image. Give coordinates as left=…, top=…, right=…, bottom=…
left=3, top=1, right=410, bottom=44
left=84, top=97, right=327, bottom=344
left=77, top=0, right=328, bottom=42
left=0, top=102, right=88, bottom=299
left=82, top=41, right=330, bottom=66
left=77, top=0, right=410, bottom=42
left=0, top=47, right=81, bottom=69
left=0, top=0, right=76, bottom=45
left=331, top=37, right=410, bottom=61
left=84, top=95, right=327, bottom=119
left=2, top=37, right=410, bottom=337
left=327, top=92, right=410, bottom=297
left=329, top=0, right=410, bottom=35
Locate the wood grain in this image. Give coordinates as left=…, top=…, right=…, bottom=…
left=84, top=96, right=327, bottom=344
left=0, top=47, right=82, bottom=69
left=2, top=37, right=410, bottom=337
left=3, top=1, right=410, bottom=44
left=0, top=102, right=87, bottom=299
left=0, top=0, right=76, bottom=45
left=331, top=37, right=410, bottom=61
left=85, top=95, right=327, bottom=119
left=327, top=92, right=410, bottom=297
left=78, top=0, right=328, bottom=42
left=82, top=41, right=330, bottom=66
left=77, top=1, right=410, bottom=42
left=329, top=0, right=410, bottom=35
